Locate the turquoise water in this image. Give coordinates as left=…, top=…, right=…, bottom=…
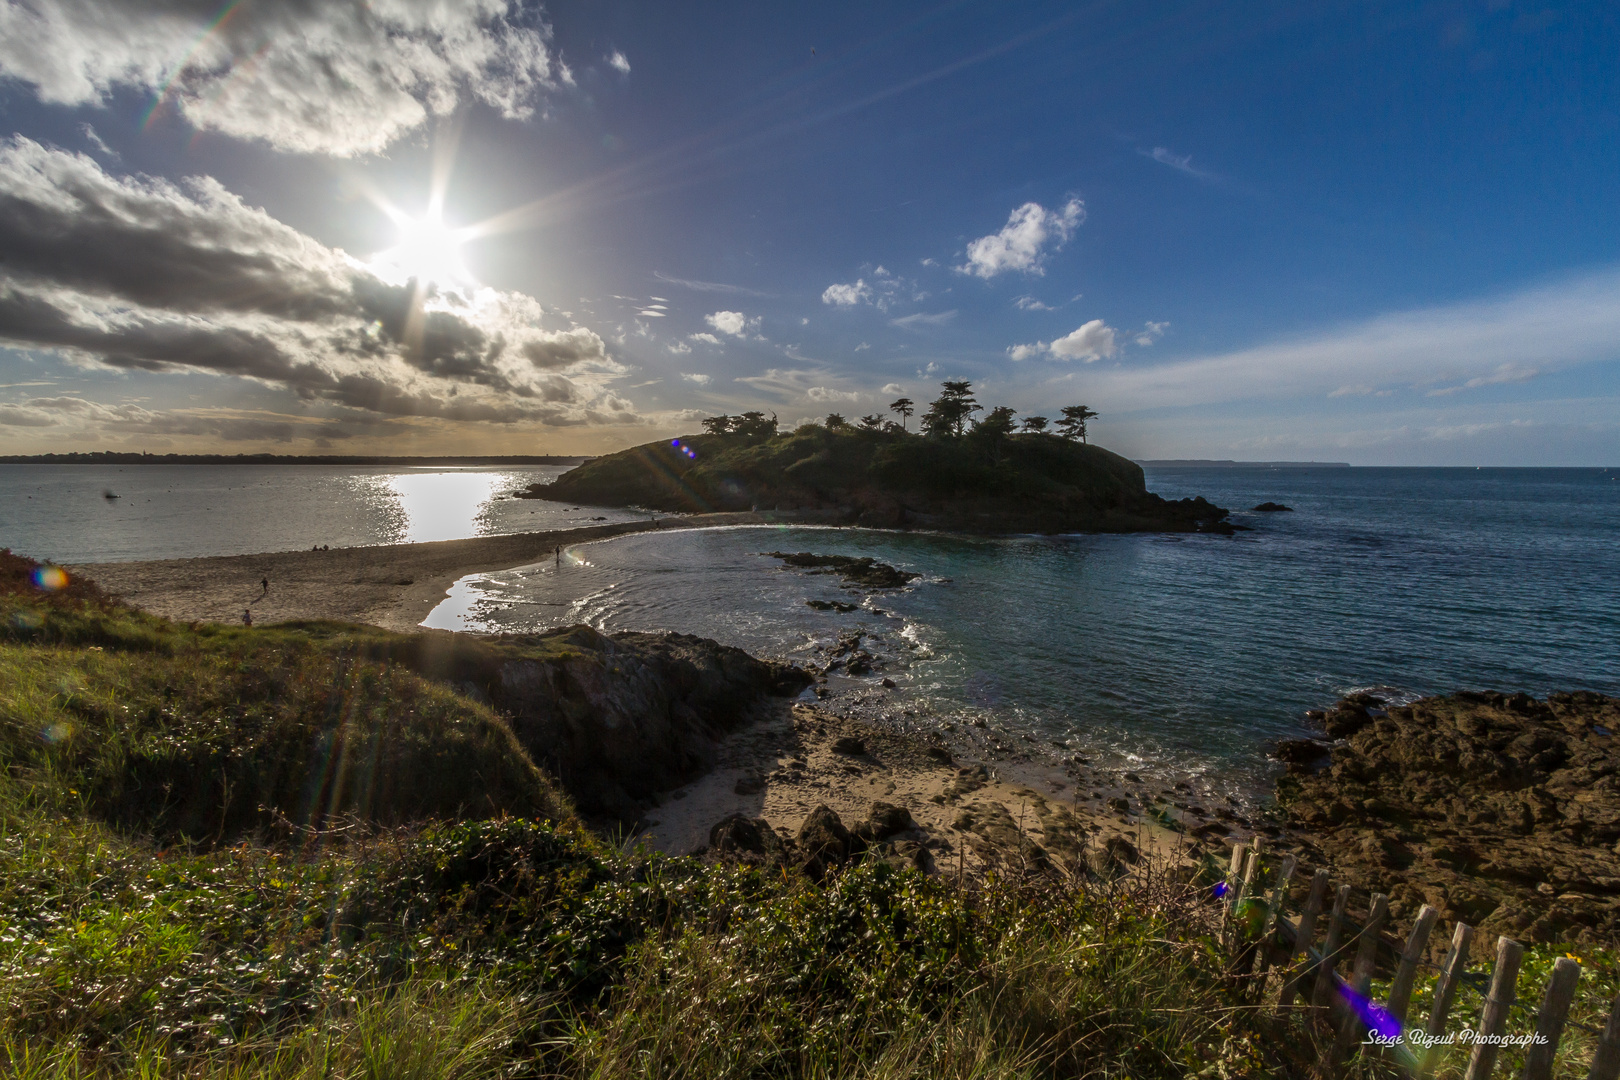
left=425, top=467, right=1620, bottom=789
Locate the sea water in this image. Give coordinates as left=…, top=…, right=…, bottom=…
left=0, top=464, right=647, bottom=563
left=423, top=467, right=1620, bottom=791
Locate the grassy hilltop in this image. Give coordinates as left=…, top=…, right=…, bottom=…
left=3, top=551, right=1612, bottom=1078
left=533, top=393, right=1229, bottom=533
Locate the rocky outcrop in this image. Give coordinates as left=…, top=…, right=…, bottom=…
left=359, top=625, right=811, bottom=826
left=705, top=803, right=934, bottom=878
left=765, top=552, right=920, bottom=588
left=1277, top=690, right=1620, bottom=943
left=1252, top=502, right=1294, bottom=512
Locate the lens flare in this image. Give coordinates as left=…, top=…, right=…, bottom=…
left=32, top=565, right=68, bottom=591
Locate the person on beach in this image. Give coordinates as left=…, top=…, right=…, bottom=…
left=260, top=576, right=269, bottom=594
left=555, top=546, right=561, bottom=568
left=242, top=609, right=252, bottom=626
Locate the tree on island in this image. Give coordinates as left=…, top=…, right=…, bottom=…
left=920, top=380, right=981, bottom=437
left=888, top=397, right=915, bottom=431
left=700, top=411, right=779, bottom=440
left=1021, top=416, right=1049, bottom=433
left=1056, top=405, right=1098, bottom=443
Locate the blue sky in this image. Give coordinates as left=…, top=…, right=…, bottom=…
left=0, top=0, right=1615, bottom=463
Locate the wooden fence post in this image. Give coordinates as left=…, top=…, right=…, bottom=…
left=1330, top=893, right=1390, bottom=1064
left=1279, top=869, right=1329, bottom=1010
left=1312, top=884, right=1354, bottom=1010
left=1418, top=922, right=1475, bottom=1080
left=1222, top=842, right=1249, bottom=947
left=1253, top=854, right=1297, bottom=979
left=1586, top=991, right=1620, bottom=1080
left=1387, top=904, right=1440, bottom=1025
left=1521, top=956, right=1580, bottom=1080
left=1463, top=935, right=1524, bottom=1080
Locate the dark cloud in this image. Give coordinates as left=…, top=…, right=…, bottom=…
left=0, top=139, right=632, bottom=425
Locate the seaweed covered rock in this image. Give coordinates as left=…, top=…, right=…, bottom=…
left=1279, top=690, right=1620, bottom=942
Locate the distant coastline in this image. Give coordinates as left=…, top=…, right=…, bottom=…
left=0, top=452, right=594, bottom=466
left=1136, top=458, right=1352, bottom=468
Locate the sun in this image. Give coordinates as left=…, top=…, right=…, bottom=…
left=372, top=211, right=473, bottom=288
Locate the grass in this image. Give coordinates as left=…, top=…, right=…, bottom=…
left=3, top=551, right=1616, bottom=1078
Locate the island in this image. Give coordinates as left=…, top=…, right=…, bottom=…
left=521, top=384, right=1231, bottom=534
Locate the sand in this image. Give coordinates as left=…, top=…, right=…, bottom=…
left=69, top=510, right=828, bottom=633
left=69, top=513, right=1228, bottom=872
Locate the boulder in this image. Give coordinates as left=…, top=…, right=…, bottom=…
left=853, top=801, right=913, bottom=842
left=797, top=804, right=862, bottom=879
left=831, top=736, right=866, bottom=756
left=709, top=814, right=785, bottom=864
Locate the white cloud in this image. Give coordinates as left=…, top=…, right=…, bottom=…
left=807, top=385, right=860, bottom=403
left=1141, top=146, right=1212, bottom=179
left=822, top=279, right=872, bottom=306
left=705, top=310, right=759, bottom=337
left=890, top=310, right=956, bottom=329
left=1015, top=296, right=1054, bottom=311
left=607, top=50, right=630, bottom=74
left=881, top=383, right=904, bottom=395
left=1008, top=319, right=1119, bottom=363
left=638, top=309, right=666, bottom=317
left=1049, top=320, right=1118, bottom=361
left=666, top=341, right=691, bottom=354
left=1134, top=320, right=1168, bottom=347
left=680, top=372, right=711, bottom=384
left=1081, top=268, right=1620, bottom=411
left=78, top=122, right=115, bottom=158
left=688, top=332, right=723, bottom=345
left=0, top=0, right=567, bottom=157
left=957, top=198, right=1084, bottom=279
left=853, top=342, right=870, bottom=351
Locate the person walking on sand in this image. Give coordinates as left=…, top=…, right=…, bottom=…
left=554, top=546, right=561, bottom=568
left=260, top=576, right=269, bottom=595
left=242, top=609, right=252, bottom=627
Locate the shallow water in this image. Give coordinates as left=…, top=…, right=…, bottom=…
left=0, top=464, right=647, bottom=563
left=424, top=467, right=1620, bottom=790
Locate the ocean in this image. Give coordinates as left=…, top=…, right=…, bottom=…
left=5, top=463, right=1617, bottom=796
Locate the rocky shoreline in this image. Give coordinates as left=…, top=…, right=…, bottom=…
left=1270, top=690, right=1620, bottom=943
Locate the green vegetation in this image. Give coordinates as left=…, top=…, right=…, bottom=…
left=538, top=381, right=1224, bottom=533
left=4, top=552, right=1613, bottom=1077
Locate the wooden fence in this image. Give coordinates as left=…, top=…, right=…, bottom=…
left=1222, top=839, right=1620, bottom=1079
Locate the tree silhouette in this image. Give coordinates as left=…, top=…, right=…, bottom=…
left=1020, top=416, right=1049, bottom=433
left=858, top=414, right=885, bottom=430
left=1056, top=405, right=1098, bottom=443
left=920, top=380, right=981, bottom=437
left=824, top=413, right=849, bottom=429
left=888, top=397, right=915, bottom=432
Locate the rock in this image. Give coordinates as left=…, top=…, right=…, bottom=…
left=1106, top=796, right=1130, bottom=813
left=766, top=552, right=921, bottom=589
left=853, top=801, right=914, bottom=842
left=1280, top=690, right=1620, bottom=940
left=797, top=804, right=859, bottom=879
left=1252, top=502, right=1294, bottom=512
left=1271, top=738, right=1331, bottom=772
left=831, top=736, right=866, bottom=756
left=926, top=746, right=953, bottom=764
left=1104, top=836, right=1140, bottom=864
left=881, top=677, right=897, bottom=688
left=709, top=814, right=785, bottom=863
left=806, top=599, right=859, bottom=613
left=734, top=775, right=765, bottom=795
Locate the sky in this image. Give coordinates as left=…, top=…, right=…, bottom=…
left=0, top=0, right=1616, bottom=464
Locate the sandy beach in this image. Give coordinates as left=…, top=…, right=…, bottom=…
left=69, top=509, right=834, bottom=634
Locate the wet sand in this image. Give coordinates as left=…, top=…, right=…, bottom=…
left=70, top=510, right=836, bottom=633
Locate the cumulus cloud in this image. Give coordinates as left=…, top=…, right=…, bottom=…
left=0, top=138, right=629, bottom=425
left=666, top=340, right=691, bottom=354
left=607, top=50, right=630, bottom=74
left=958, top=198, right=1084, bottom=279
left=1007, top=319, right=1119, bottom=363
left=680, top=372, right=711, bottom=384
left=0, top=0, right=566, bottom=157
left=1014, top=296, right=1054, bottom=311
left=688, top=332, right=723, bottom=345
left=822, top=279, right=872, bottom=307
left=881, top=383, right=904, bottom=395
left=1134, top=320, right=1168, bottom=347
left=705, top=310, right=758, bottom=337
